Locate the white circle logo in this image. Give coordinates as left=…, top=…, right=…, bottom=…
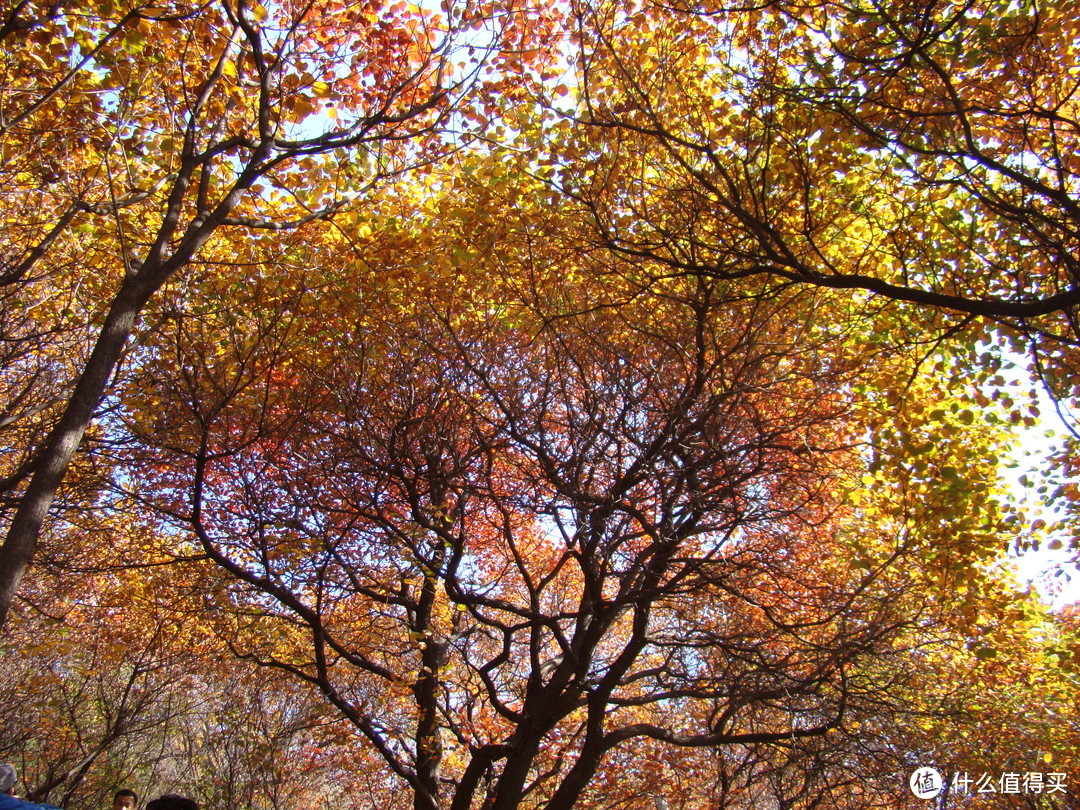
left=909, top=767, right=943, bottom=799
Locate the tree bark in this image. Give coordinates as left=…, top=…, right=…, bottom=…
left=0, top=275, right=152, bottom=625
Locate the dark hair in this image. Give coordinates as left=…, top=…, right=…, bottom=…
left=145, top=795, right=198, bottom=810
left=114, top=789, right=138, bottom=803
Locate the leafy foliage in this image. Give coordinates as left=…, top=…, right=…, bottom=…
left=2, top=0, right=1079, bottom=807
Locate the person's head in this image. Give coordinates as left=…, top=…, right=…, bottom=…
left=113, top=789, right=138, bottom=810
left=0, top=764, right=16, bottom=797
left=145, top=795, right=198, bottom=810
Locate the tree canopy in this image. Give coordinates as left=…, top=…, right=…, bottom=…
left=1, top=0, right=1079, bottom=807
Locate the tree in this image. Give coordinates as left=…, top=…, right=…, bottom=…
left=0, top=0, right=551, bottom=625
left=556, top=0, right=1080, bottom=323
left=2, top=520, right=378, bottom=810
left=1, top=558, right=203, bottom=808
left=538, top=0, right=1080, bottom=572
left=107, top=160, right=1059, bottom=806
left=7, top=0, right=1080, bottom=804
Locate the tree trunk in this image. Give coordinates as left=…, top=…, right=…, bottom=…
left=0, top=276, right=150, bottom=625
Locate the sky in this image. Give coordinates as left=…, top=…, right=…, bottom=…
left=1003, top=370, right=1080, bottom=609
